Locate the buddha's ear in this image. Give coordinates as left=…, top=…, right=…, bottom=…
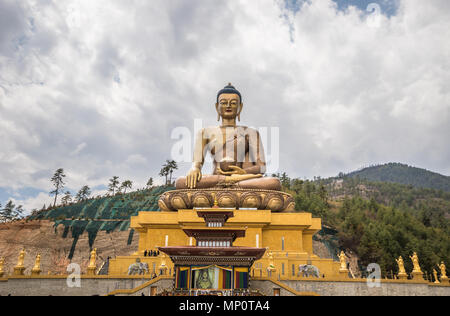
left=215, top=102, right=220, bottom=121
left=238, top=103, right=244, bottom=122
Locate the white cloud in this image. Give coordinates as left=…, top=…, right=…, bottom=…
left=70, top=142, right=87, bottom=156
left=11, top=192, right=53, bottom=213
left=0, top=0, right=449, bottom=210
left=125, top=154, right=148, bottom=166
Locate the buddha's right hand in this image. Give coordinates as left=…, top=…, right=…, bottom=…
left=186, top=168, right=202, bottom=189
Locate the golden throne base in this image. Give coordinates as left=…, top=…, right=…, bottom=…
left=158, top=189, right=295, bottom=212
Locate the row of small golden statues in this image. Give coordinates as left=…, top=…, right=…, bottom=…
left=0, top=249, right=448, bottom=283
left=395, top=252, right=448, bottom=283
left=0, top=248, right=98, bottom=277
left=336, top=251, right=448, bottom=283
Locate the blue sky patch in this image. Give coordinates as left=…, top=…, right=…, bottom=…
left=284, top=0, right=399, bottom=17
left=0, top=186, right=46, bottom=207
left=0, top=184, right=108, bottom=212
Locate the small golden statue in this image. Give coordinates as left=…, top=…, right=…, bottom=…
left=0, top=257, right=4, bottom=278
left=87, top=248, right=97, bottom=276
left=410, top=252, right=422, bottom=273
left=338, top=251, right=348, bottom=271
left=433, top=269, right=440, bottom=284
left=267, top=251, right=275, bottom=270
left=396, top=256, right=406, bottom=274
left=17, top=249, right=25, bottom=267
left=396, top=256, right=407, bottom=280
left=409, top=252, right=424, bottom=281
left=266, top=249, right=276, bottom=278
left=337, top=251, right=349, bottom=279
left=212, top=192, right=219, bottom=209
left=31, top=254, right=42, bottom=276
left=14, top=249, right=26, bottom=276
left=438, top=262, right=447, bottom=278
left=159, top=253, right=168, bottom=275
left=437, top=262, right=448, bottom=282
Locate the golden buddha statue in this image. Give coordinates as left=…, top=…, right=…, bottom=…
left=437, top=262, right=447, bottom=280
left=32, top=254, right=42, bottom=276
left=13, top=249, right=26, bottom=276
left=410, top=252, right=422, bottom=273
left=338, top=251, right=347, bottom=271
left=433, top=269, right=440, bottom=284
left=87, top=248, right=97, bottom=276
left=396, top=256, right=406, bottom=275
left=89, top=248, right=97, bottom=268
left=176, top=83, right=281, bottom=191
left=18, top=249, right=25, bottom=266
left=159, top=84, right=294, bottom=212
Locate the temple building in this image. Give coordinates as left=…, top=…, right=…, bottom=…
left=159, top=207, right=265, bottom=291
left=108, top=201, right=341, bottom=280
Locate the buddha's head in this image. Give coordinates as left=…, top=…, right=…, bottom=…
left=216, top=83, right=243, bottom=122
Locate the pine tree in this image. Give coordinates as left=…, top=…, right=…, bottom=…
left=50, top=168, right=66, bottom=207
left=280, top=172, right=291, bottom=189
left=146, top=177, right=153, bottom=188
left=14, top=205, right=24, bottom=220
left=61, top=191, right=72, bottom=205
left=108, top=176, right=120, bottom=195
left=1, top=200, right=15, bottom=223
left=166, top=160, right=178, bottom=185
left=76, top=186, right=91, bottom=202
left=120, top=180, right=133, bottom=194
left=159, top=165, right=169, bottom=186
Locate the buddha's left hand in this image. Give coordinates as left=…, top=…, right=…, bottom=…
left=217, top=166, right=247, bottom=175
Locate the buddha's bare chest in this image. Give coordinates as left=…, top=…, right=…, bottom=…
left=204, top=127, right=249, bottom=154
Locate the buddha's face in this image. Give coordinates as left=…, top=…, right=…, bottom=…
left=216, top=93, right=241, bottom=120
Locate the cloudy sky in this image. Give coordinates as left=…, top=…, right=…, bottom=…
left=0, top=0, right=449, bottom=212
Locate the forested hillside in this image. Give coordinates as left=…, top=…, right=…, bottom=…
left=344, top=163, right=450, bottom=192
left=280, top=175, right=450, bottom=279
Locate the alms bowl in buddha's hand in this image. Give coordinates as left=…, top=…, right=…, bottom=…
left=217, top=165, right=247, bottom=175
left=219, top=157, right=235, bottom=172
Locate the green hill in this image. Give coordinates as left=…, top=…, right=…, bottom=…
left=345, top=163, right=450, bottom=192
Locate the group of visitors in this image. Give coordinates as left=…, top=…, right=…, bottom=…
left=143, top=250, right=159, bottom=257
